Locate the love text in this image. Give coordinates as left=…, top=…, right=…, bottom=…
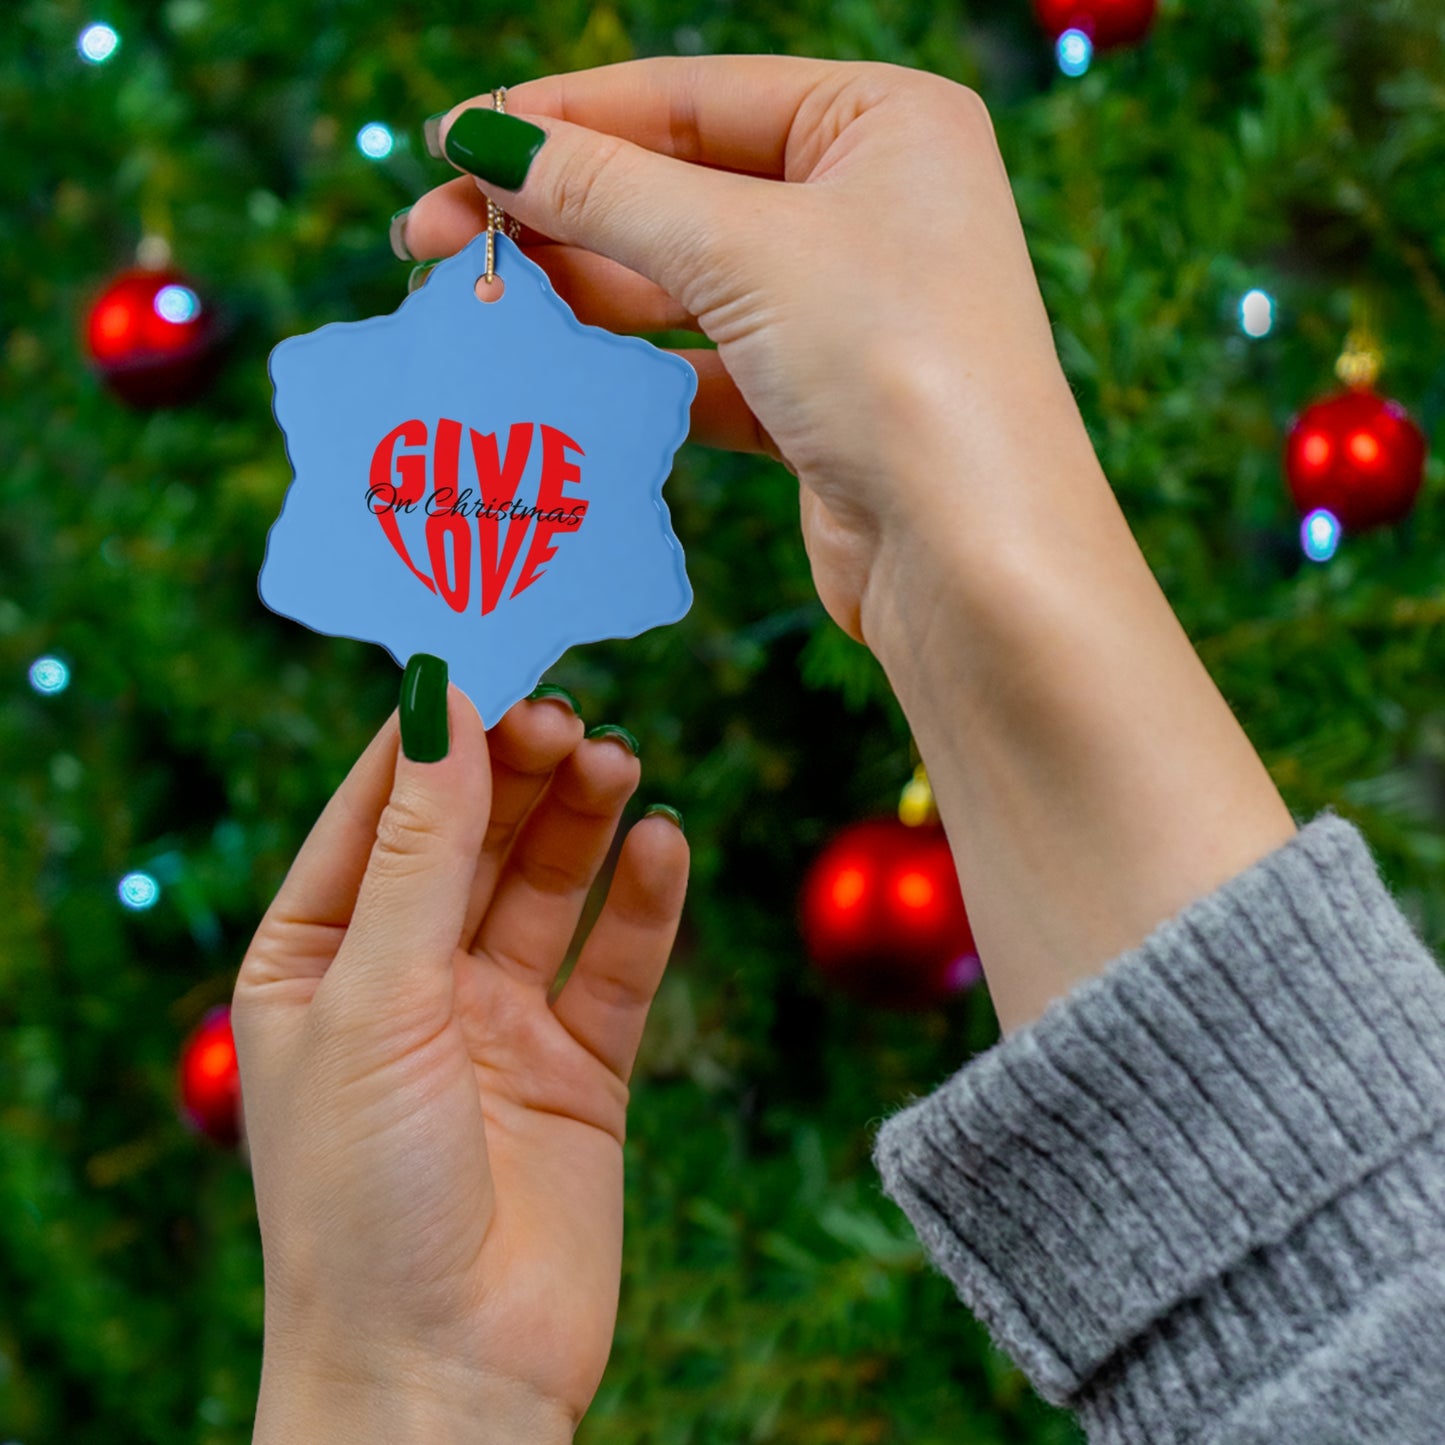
left=365, top=419, right=589, bottom=615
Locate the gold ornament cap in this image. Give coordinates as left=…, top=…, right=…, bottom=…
left=898, top=764, right=938, bottom=827
left=1335, top=328, right=1381, bottom=390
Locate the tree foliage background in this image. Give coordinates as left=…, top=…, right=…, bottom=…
left=4, top=0, right=1445, bottom=1440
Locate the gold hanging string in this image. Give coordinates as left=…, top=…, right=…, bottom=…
left=137, top=174, right=174, bottom=269
left=484, top=88, right=523, bottom=285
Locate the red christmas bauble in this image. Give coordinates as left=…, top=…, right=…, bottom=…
left=1034, top=0, right=1157, bottom=48
left=178, top=1005, right=242, bottom=1147
left=85, top=267, right=221, bottom=407
left=1284, top=388, right=1427, bottom=533
left=799, top=818, right=981, bottom=1010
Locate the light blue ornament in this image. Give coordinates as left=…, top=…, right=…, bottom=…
left=261, top=231, right=696, bottom=723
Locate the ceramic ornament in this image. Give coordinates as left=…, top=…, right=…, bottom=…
left=260, top=230, right=697, bottom=723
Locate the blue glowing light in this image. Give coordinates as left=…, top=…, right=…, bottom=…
left=1240, top=288, right=1275, bottom=338
left=78, top=22, right=120, bottom=64
left=118, top=871, right=161, bottom=910
left=28, top=657, right=70, bottom=695
left=1301, top=508, right=1341, bottom=563
left=357, top=123, right=395, bottom=160
left=1057, top=28, right=1093, bottom=77
left=154, top=284, right=201, bottom=324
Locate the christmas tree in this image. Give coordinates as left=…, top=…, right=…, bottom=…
left=3, top=1, right=1443, bottom=1441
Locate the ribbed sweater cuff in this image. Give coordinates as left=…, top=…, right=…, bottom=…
left=870, top=810, right=1445, bottom=1416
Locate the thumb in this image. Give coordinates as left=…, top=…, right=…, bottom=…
left=438, top=103, right=757, bottom=314
left=325, top=655, right=490, bottom=1024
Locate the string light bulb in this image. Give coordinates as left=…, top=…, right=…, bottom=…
left=118, top=871, right=160, bottom=910
left=78, top=22, right=120, bottom=64
left=1301, top=508, right=1341, bottom=563
left=28, top=657, right=70, bottom=695
left=1240, top=289, right=1274, bottom=338
left=1056, top=28, right=1093, bottom=74
left=356, top=122, right=395, bottom=159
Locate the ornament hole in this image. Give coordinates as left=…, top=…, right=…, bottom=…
left=474, top=275, right=505, bottom=305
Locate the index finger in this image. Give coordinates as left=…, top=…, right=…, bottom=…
left=465, top=54, right=850, bottom=180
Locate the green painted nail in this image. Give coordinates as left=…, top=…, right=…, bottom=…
left=527, top=683, right=582, bottom=716
left=644, top=803, right=684, bottom=834
left=585, top=723, right=639, bottom=756
left=407, top=260, right=441, bottom=294
left=388, top=206, right=413, bottom=262
left=400, top=653, right=449, bottom=762
left=443, top=106, right=546, bottom=191
left=423, top=112, right=447, bottom=160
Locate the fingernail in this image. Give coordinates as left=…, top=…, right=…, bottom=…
left=527, top=683, right=582, bottom=716
left=443, top=107, right=546, bottom=191
left=644, top=803, right=684, bottom=834
left=423, top=111, right=447, bottom=160
left=407, top=260, right=441, bottom=294
left=388, top=206, right=413, bottom=261
left=585, top=723, right=639, bottom=757
left=400, top=653, right=449, bottom=762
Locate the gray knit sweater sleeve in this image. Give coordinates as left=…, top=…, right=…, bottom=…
left=870, top=809, right=1445, bottom=1443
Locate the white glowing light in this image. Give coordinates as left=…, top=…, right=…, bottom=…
left=28, top=657, right=70, bottom=694
left=154, top=284, right=200, bottom=324
left=1240, top=288, right=1275, bottom=338
left=1057, top=29, right=1093, bottom=77
left=357, top=123, right=395, bottom=160
left=1301, top=508, right=1341, bottom=563
left=78, top=23, right=120, bottom=64
left=118, top=871, right=161, bottom=910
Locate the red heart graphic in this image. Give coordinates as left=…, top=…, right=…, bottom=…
left=366, top=419, right=588, bottom=615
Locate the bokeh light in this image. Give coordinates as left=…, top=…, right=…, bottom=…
left=1301, top=508, right=1341, bottom=563
left=28, top=657, right=70, bottom=695
left=78, top=22, right=120, bottom=64
left=830, top=865, right=867, bottom=911
left=1299, top=431, right=1331, bottom=471
left=1348, top=430, right=1381, bottom=466
left=946, top=952, right=983, bottom=992
left=1240, top=288, right=1274, bottom=338
left=895, top=870, right=936, bottom=911
left=356, top=122, right=395, bottom=159
left=118, top=871, right=161, bottom=910
left=1057, top=29, right=1093, bottom=76
left=153, top=284, right=201, bottom=324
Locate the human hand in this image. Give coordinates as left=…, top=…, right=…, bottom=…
left=399, top=59, right=1298, bottom=1049
left=233, top=670, right=688, bottom=1443
left=400, top=57, right=1101, bottom=649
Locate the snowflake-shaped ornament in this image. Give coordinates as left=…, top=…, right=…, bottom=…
left=260, top=231, right=696, bottom=723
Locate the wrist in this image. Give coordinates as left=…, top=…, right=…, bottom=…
left=856, top=395, right=1295, bottom=1033
left=858, top=378, right=1120, bottom=680
left=254, top=1342, right=575, bottom=1445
